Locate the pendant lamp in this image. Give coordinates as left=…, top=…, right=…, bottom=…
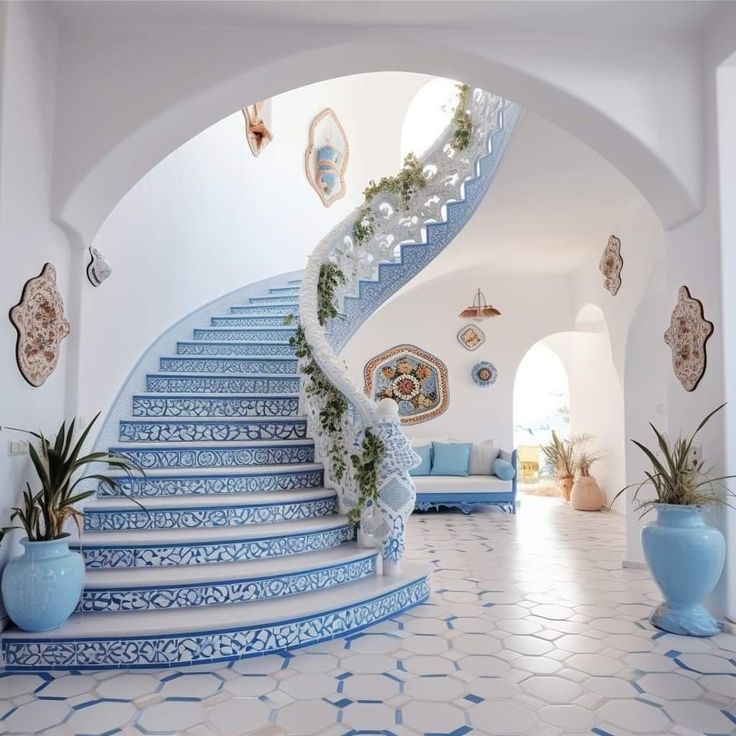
left=458, top=288, right=501, bottom=320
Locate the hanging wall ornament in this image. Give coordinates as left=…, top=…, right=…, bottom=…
left=364, top=344, right=448, bottom=425
left=664, top=285, right=713, bottom=392
left=86, top=247, right=112, bottom=287
left=457, top=323, right=486, bottom=351
left=599, top=235, right=623, bottom=296
left=9, top=263, right=71, bottom=387
left=242, top=100, right=273, bottom=158
left=471, top=361, right=498, bottom=387
left=305, top=108, right=349, bottom=207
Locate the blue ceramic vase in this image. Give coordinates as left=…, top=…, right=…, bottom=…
left=642, top=504, right=724, bottom=636
left=1, top=537, right=84, bottom=632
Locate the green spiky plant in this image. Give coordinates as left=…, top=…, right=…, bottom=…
left=540, top=431, right=577, bottom=481
left=612, top=403, right=736, bottom=517
left=0, top=413, right=143, bottom=542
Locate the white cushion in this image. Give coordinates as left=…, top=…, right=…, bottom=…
left=413, top=475, right=511, bottom=494
left=468, top=440, right=500, bottom=476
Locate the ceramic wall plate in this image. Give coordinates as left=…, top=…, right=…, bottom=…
left=457, top=324, right=486, bottom=351
left=599, top=234, right=623, bottom=296
left=364, top=344, right=448, bottom=425
left=243, top=100, right=273, bottom=158
left=471, top=361, right=498, bottom=387
left=9, top=263, right=71, bottom=387
left=305, top=108, right=349, bottom=207
left=664, top=285, right=713, bottom=392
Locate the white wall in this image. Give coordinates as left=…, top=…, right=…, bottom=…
left=0, top=3, right=75, bottom=623
left=343, top=269, right=575, bottom=449
left=78, top=73, right=429, bottom=422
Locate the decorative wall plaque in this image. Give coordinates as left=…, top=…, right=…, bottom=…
left=457, top=324, right=486, bottom=351
left=305, top=108, right=349, bottom=207
left=471, top=361, right=498, bottom=387
left=9, top=263, right=71, bottom=387
left=664, top=285, right=713, bottom=392
left=242, top=100, right=273, bottom=158
left=599, top=235, right=623, bottom=296
left=87, top=247, right=112, bottom=287
left=364, top=344, right=448, bottom=425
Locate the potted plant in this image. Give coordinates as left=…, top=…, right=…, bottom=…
left=613, top=404, right=734, bottom=636
left=540, top=431, right=577, bottom=502
left=571, top=442, right=605, bottom=511
left=0, top=413, right=141, bottom=632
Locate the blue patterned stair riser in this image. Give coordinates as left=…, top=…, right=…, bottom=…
left=176, top=341, right=296, bottom=356
left=131, top=395, right=300, bottom=418
left=119, top=419, right=307, bottom=442
left=84, top=496, right=339, bottom=532
left=159, top=357, right=298, bottom=375
left=146, top=375, right=300, bottom=393
left=77, top=554, right=376, bottom=613
left=97, top=468, right=324, bottom=497
left=211, top=316, right=294, bottom=327
left=193, top=328, right=295, bottom=341
left=74, top=524, right=355, bottom=568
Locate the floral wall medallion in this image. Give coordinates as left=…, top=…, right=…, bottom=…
left=471, top=361, right=498, bottom=387
left=86, top=247, right=112, bottom=287
left=364, top=344, right=448, bottom=425
left=9, top=263, right=71, bottom=387
left=457, top=324, right=486, bottom=351
left=664, top=285, right=713, bottom=392
left=305, top=108, right=349, bottom=207
left=242, top=100, right=273, bottom=158
left=599, top=234, right=623, bottom=296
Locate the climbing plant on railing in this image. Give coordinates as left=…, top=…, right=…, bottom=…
left=348, top=429, right=386, bottom=526
left=451, top=83, right=472, bottom=151
left=317, top=263, right=346, bottom=324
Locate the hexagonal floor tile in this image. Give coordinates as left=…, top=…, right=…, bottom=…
left=96, top=673, right=160, bottom=700
left=468, top=700, right=537, bottom=734
left=342, top=673, right=402, bottom=701
left=275, top=700, right=338, bottom=735
left=402, top=701, right=467, bottom=734
left=137, top=700, right=207, bottom=734
left=66, top=700, right=136, bottom=735
left=520, top=675, right=582, bottom=703
left=637, top=672, right=704, bottom=700
left=598, top=699, right=670, bottom=733
left=4, top=701, right=70, bottom=734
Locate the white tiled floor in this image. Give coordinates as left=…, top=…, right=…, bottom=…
left=2, top=496, right=736, bottom=735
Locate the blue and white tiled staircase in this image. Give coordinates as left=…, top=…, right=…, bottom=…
left=1, top=278, right=429, bottom=670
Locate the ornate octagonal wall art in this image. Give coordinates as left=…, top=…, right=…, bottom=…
left=599, top=234, right=623, bottom=296
left=363, top=344, right=449, bottom=425
left=457, top=323, right=486, bottom=351
left=471, top=361, right=498, bottom=387
left=305, top=108, right=349, bottom=207
left=9, top=263, right=71, bottom=387
left=664, top=285, right=714, bottom=392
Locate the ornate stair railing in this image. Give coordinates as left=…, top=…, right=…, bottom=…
left=299, top=87, right=521, bottom=574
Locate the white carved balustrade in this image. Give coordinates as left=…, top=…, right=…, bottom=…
left=299, top=88, right=517, bottom=574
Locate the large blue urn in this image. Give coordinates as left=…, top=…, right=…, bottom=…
left=1, top=537, right=84, bottom=632
left=642, top=504, right=724, bottom=636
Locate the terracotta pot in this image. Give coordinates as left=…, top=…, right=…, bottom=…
left=559, top=476, right=574, bottom=502
left=571, top=475, right=603, bottom=511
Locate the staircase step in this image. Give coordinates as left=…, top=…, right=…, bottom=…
left=132, top=393, right=300, bottom=418
left=84, top=488, right=338, bottom=531
left=77, top=546, right=376, bottom=612
left=3, top=563, right=429, bottom=669
left=176, top=341, right=296, bottom=357
left=119, top=417, right=307, bottom=442
left=145, top=373, right=300, bottom=393
left=72, top=515, right=354, bottom=567
left=229, top=305, right=297, bottom=316
left=270, top=286, right=300, bottom=295
left=159, top=356, right=298, bottom=375
left=97, top=464, right=324, bottom=498
left=110, top=438, right=314, bottom=469
left=211, top=316, right=292, bottom=327
left=248, top=295, right=299, bottom=305
left=193, top=327, right=295, bottom=341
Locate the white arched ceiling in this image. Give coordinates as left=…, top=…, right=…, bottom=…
left=49, top=25, right=704, bottom=246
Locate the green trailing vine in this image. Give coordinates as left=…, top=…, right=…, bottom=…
left=291, top=83, right=472, bottom=528
left=348, top=429, right=386, bottom=526
left=451, top=83, right=472, bottom=151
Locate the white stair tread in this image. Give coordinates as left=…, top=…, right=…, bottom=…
left=85, top=487, right=335, bottom=511
left=83, top=545, right=375, bottom=588
left=104, top=463, right=322, bottom=478
left=4, top=563, right=428, bottom=639
left=76, top=514, right=348, bottom=546
left=148, top=372, right=299, bottom=379
left=120, top=416, right=307, bottom=424
left=132, top=392, right=300, bottom=399
left=111, top=438, right=313, bottom=449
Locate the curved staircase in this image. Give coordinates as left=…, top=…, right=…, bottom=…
left=1, top=279, right=429, bottom=670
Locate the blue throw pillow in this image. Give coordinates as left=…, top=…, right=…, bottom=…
left=492, top=457, right=516, bottom=481
left=431, top=442, right=472, bottom=476
left=410, top=445, right=432, bottom=476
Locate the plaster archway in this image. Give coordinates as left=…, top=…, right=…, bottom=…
left=54, top=34, right=701, bottom=247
